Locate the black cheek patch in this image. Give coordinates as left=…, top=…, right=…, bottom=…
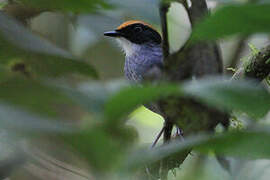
left=129, top=29, right=161, bottom=44
left=146, top=29, right=162, bottom=44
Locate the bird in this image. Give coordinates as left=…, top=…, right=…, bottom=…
left=104, top=20, right=163, bottom=84
left=104, top=20, right=175, bottom=147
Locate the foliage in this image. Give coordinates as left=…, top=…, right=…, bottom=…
left=0, top=12, right=98, bottom=78
left=191, top=4, right=270, bottom=41
left=0, top=0, right=269, bottom=180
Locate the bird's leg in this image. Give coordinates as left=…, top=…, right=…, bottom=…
left=151, top=126, right=165, bottom=148
left=175, top=128, right=195, bottom=156
left=163, top=121, right=173, bottom=143
left=150, top=120, right=174, bottom=148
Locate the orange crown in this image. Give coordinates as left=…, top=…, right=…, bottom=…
left=116, top=20, right=154, bottom=30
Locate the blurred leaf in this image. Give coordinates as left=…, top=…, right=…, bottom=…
left=62, top=128, right=121, bottom=171
left=61, top=86, right=107, bottom=115
left=105, top=77, right=270, bottom=124
left=126, top=128, right=270, bottom=169
left=0, top=77, right=75, bottom=117
left=18, top=0, right=112, bottom=12
left=194, top=128, right=270, bottom=159
left=0, top=103, right=73, bottom=133
left=191, top=4, right=270, bottom=41
left=60, top=80, right=128, bottom=115
left=105, top=84, right=182, bottom=123
left=183, top=77, right=270, bottom=119
left=61, top=125, right=137, bottom=171
left=0, top=12, right=97, bottom=78
left=0, top=2, right=7, bottom=9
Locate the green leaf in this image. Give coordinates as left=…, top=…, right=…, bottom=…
left=126, top=128, right=270, bottom=169
left=18, top=0, right=112, bottom=12
left=104, top=83, right=182, bottom=123
left=61, top=128, right=121, bottom=171
left=0, top=2, right=7, bottom=9
left=0, top=77, right=75, bottom=117
left=59, top=80, right=128, bottom=116
left=183, top=77, right=270, bottom=119
left=191, top=4, right=270, bottom=41
left=104, top=77, right=270, bottom=124
left=0, top=103, right=73, bottom=133
left=104, top=76, right=269, bottom=125
left=0, top=79, right=127, bottom=120
left=0, top=12, right=97, bottom=78
left=61, top=125, right=137, bottom=171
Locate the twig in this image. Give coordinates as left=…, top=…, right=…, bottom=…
left=188, top=0, right=209, bottom=26
left=159, top=1, right=170, bottom=58
left=159, top=2, right=172, bottom=179
left=151, top=126, right=165, bottom=148
left=228, top=36, right=249, bottom=70
left=181, top=0, right=189, bottom=11
left=178, top=0, right=190, bottom=18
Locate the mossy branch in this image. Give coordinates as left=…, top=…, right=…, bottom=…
left=245, top=45, right=270, bottom=80
left=232, top=45, right=270, bottom=81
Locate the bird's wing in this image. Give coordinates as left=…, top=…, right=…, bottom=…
left=141, top=62, right=163, bottom=82
left=141, top=62, right=165, bottom=116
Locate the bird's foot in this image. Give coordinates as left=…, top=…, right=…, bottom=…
left=172, top=127, right=184, bottom=141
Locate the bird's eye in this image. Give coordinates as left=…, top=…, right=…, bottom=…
left=134, top=26, right=142, bottom=33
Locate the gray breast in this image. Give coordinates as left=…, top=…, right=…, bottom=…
left=124, top=44, right=163, bottom=83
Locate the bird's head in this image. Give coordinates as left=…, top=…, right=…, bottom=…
left=104, top=20, right=162, bottom=56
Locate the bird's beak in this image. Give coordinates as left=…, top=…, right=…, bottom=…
left=104, top=30, right=122, bottom=37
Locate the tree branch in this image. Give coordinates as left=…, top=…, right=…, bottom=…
left=165, top=0, right=223, bottom=79
left=155, top=0, right=229, bottom=176
left=187, top=0, right=209, bottom=26
left=159, top=1, right=170, bottom=58
left=245, top=45, right=270, bottom=80
left=232, top=45, right=270, bottom=81
left=158, top=2, right=173, bottom=179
